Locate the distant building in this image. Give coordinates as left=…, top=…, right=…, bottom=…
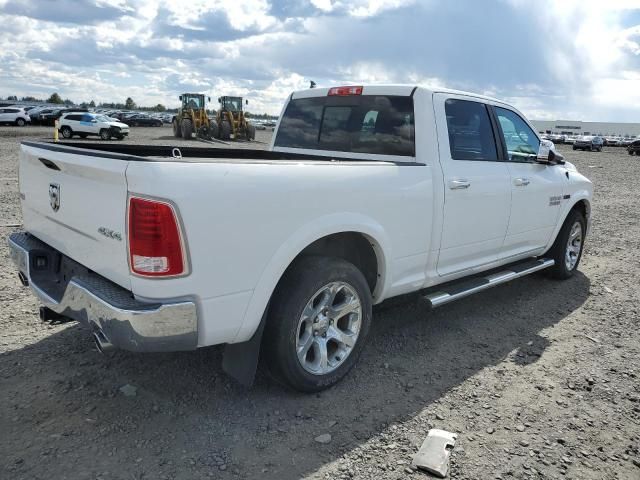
left=531, top=120, right=640, bottom=137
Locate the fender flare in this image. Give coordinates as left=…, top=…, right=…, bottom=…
left=231, top=212, right=393, bottom=344
left=544, top=193, right=591, bottom=253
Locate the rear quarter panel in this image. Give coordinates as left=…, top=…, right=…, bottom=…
left=126, top=159, right=434, bottom=345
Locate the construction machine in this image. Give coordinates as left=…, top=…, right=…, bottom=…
left=172, top=93, right=218, bottom=140
left=214, top=96, right=256, bottom=141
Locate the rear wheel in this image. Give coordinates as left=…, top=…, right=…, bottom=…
left=181, top=119, right=193, bottom=139
left=99, top=129, right=111, bottom=141
left=546, top=209, right=586, bottom=280
left=61, top=126, right=73, bottom=139
left=220, top=121, right=232, bottom=140
left=172, top=119, right=182, bottom=138
left=572, top=145, right=577, bottom=150
left=629, top=150, right=634, bottom=155
left=209, top=122, right=219, bottom=139
left=16, top=118, right=26, bottom=127
left=246, top=124, right=256, bottom=141
left=263, top=256, right=372, bottom=392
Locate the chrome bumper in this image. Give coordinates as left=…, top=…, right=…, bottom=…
left=8, top=232, right=198, bottom=352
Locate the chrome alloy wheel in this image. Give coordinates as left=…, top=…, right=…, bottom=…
left=565, top=221, right=583, bottom=271
left=295, top=282, right=362, bottom=375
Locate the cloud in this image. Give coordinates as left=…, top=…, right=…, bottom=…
left=0, top=0, right=639, bottom=120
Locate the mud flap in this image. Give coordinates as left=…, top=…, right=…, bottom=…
left=222, top=310, right=267, bottom=387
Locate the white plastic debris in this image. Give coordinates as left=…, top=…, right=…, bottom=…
left=412, top=428, right=457, bottom=478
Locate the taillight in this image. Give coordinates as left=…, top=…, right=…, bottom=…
left=328, top=86, right=363, bottom=96
left=128, top=196, right=186, bottom=277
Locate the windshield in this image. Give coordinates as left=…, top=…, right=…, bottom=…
left=274, top=95, right=415, bottom=157
left=183, top=95, right=202, bottom=109
left=222, top=97, right=242, bottom=111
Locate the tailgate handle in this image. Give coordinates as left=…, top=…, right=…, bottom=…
left=38, top=158, right=61, bottom=171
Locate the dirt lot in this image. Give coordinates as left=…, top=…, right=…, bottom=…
left=1, top=125, right=638, bottom=480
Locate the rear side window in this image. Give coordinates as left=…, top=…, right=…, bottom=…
left=274, top=95, right=415, bottom=156
left=445, top=99, right=498, bottom=161
left=6, top=108, right=19, bottom=113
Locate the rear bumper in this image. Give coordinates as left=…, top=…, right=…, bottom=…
left=8, top=232, right=198, bottom=352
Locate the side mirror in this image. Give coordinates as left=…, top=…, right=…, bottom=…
left=537, top=139, right=564, bottom=165
left=179, top=95, right=182, bottom=101
left=217, top=97, right=221, bottom=103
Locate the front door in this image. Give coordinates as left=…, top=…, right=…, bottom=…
left=434, top=94, right=512, bottom=276
left=492, top=106, right=566, bottom=257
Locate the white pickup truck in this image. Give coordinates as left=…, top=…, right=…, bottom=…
left=9, top=85, right=592, bottom=392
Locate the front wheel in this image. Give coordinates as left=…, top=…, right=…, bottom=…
left=262, top=256, right=372, bottom=392
left=99, top=129, right=111, bottom=141
left=546, top=209, right=586, bottom=279
left=16, top=118, right=26, bottom=127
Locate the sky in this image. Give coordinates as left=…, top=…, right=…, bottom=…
left=1, top=0, right=640, bottom=120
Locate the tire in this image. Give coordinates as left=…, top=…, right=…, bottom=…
left=60, top=126, right=73, bottom=139
left=246, top=124, right=256, bottom=141
left=181, top=119, right=193, bottom=139
left=598, top=146, right=602, bottom=152
left=16, top=118, right=26, bottom=127
left=628, top=150, right=634, bottom=155
left=99, top=129, right=111, bottom=141
left=220, top=121, right=232, bottom=140
left=546, top=209, right=586, bottom=280
left=572, top=146, right=577, bottom=150
left=262, top=256, right=373, bottom=392
left=116, top=135, right=124, bottom=140
left=209, top=122, right=219, bottom=139
left=172, top=119, right=182, bottom=138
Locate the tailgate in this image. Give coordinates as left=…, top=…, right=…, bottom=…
left=19, top=143, right=131, bottom=289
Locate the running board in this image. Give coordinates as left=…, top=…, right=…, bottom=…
left=424, top=258, right=555, bottom=308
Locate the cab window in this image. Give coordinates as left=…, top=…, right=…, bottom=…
left=494, top=107, right=540, bottom=161
left=444, top=99, right=498, bottom=161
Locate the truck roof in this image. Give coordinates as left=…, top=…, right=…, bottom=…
left=291, top=84, right=505, bottom=105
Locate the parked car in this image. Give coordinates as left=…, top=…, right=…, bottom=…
left=0, top=107, right=31, bottom=126
left=59, top=112, right=129, bottom=140
left=9, top=84, right=593, bottom=392
left=121, top=114, right=163, bottom=127
left=573, top=135, right=603, bottom=151
left=628, top=140, right=640, bottom=155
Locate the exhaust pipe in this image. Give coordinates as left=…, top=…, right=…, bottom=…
left=93, top=330, right=114, bottom=354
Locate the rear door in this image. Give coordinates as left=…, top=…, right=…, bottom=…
left=434, top=94, right=512, bottom=276
left=19, top=143, right=131, bottom=288
left=492, top=106, right=566, bottom=256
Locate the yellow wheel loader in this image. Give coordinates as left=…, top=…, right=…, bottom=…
left=172, top=93, right=218, bottom=140
left=214, top=96, right=256, bottom=141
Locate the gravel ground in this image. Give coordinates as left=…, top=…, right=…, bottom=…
left=0, top=125, right=638, bottom=480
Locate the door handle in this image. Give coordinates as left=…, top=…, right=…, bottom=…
left=514, top=178, right=530, bottom=186
left=449, top=179, right=471, bottom=190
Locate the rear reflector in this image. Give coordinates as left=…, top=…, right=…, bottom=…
left=328, top=86, right=363, bottom=96
left=128, top=196, right=186, bottom=277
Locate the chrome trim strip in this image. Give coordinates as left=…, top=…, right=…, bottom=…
left=8, top=233, right=198, bottom=352
left=425, top=259, right=554, bottom=308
